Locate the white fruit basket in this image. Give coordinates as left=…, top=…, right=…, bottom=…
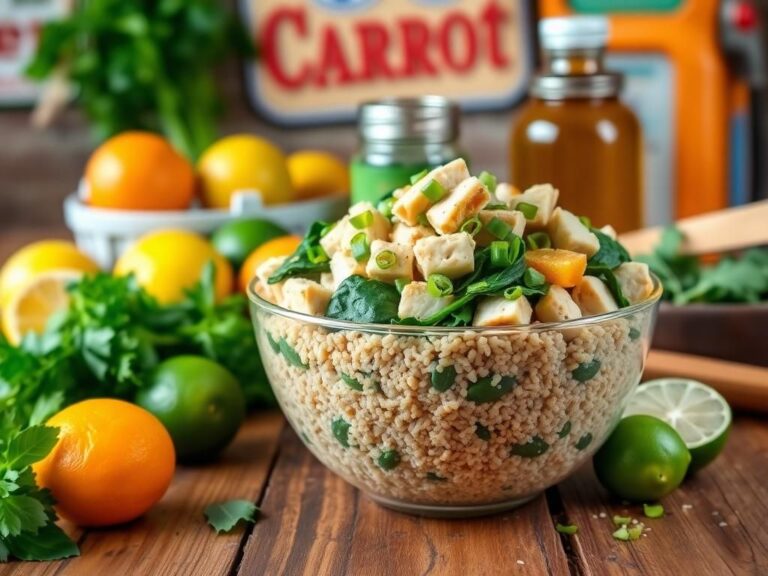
left=64, top=189, right=349, bottom=269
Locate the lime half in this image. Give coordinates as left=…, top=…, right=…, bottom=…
left=624, top=379, right=731, bottom=473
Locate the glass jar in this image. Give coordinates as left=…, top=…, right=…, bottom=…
left=510, top=17, right=643, bottom=233
left=351, top=97, right=465, bottom=204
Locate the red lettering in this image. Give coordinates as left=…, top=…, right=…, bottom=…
left=261, top=8, right=311, bottom=89
left=398, top=19, right=437, bottom=77
left=0, top=25, right=21, bottom=58
left=439, top=13, right=477, bottom=73
left=481, top=0, right=509, bottom=68
left=315, top=26, right=355, bottom=86
left=355, top=22, right=394, bottom=80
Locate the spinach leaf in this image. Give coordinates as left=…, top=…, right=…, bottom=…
left=326, top=276, right=401, bottom=324
left=589, top=230, right=631, bottom=270
left=268, top=221, right=331, bottom=284
left=586, top=264, right=630, bottom=308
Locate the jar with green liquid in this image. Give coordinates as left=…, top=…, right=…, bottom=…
left=350, top=97, right=465, bottom=204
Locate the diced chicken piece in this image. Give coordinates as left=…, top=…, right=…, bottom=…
left=366, top=240, right=414, bottom=283
left=253, top=256, right=287, bottom=304
left=614, top=262, right=654, bottom=304
left=330, top=252, right=366, bottom=289
left=319, top=215, right=349, bottom=258
left=535, top=285, right=582, bottom=323
left=572, top=276, right=618, bottom=316
left=599, top=224, right=617, bottom=240
left=343, top=201, right=391, bottom=248
left=509, top=184, right=559, bottom=229
left=320, top=272, right=335, bottom=291
left=392, top=158, right=471, bottom=225
left=426, top=176, right=492, bottom=235
left=494, top=182, right=521, bottom=204
left=473, top=296, right=533, bottom=327
left=413, top=232, right=475, bottom=279
left=548, top=207, right=600, bottom=257
left=280, top=278, right=332, bottom=316
left=397, top=281, right=455, bottom=321
left=391, top=222, right=436, bottom=246
left=474, top=209, right=526, bottom=246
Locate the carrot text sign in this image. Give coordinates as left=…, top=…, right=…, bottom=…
left=240, top=0, right=534, bottom=125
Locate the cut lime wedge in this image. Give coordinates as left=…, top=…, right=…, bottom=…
left=624, top=379, right=731, bottom=473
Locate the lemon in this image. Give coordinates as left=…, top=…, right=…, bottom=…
left=0, top=240, right=99, bottom=309
left=198, top=135, right=295, bottom=208
left=114, top=230, right=233, bottom=304
left=2, top=269, right=82, bottom=345
left=623, top=378, right=731, bottom=473
left=287, top=150, right=349, bottom=200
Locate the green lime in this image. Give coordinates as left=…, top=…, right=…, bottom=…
left=593, top=414, right=691, bottom=501
left=136, top=356, right=246, bottom=463
left=624, top=378, right=731, bottom=473
left=211, top=218, right=288, bottom=269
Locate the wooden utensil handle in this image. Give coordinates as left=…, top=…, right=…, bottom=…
left=644, top=350, right=768, bottom=413
left=619, top=201, right=768, bottom=256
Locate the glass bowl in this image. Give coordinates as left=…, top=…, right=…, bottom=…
left=248, top=277, right=662, bottom=518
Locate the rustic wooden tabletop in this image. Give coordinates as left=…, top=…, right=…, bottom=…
left=0, top=231, right=766, bottom=576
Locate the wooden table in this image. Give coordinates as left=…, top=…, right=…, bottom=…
left=1, top=231, right=767, bottom=575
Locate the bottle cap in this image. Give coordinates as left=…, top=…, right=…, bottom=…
left=539, top=16, right=609, bottom=51
left=357, top=96, right=460, bottom=144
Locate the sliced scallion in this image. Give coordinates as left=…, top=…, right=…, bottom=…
left=484, top=202, right=507, bottom=211
left=350, top=210, right=373, bottom=230
left=509, top=235, right=524, bottom=262
left=427, top=274, right=453, bottom=297
left=350, top=232, right=370, bottom=262
left=613, top=515, right=631, bottom=527
left=486, top=217, right=511, bottom=240
left=377, top=196, right=395, bottom=219
left=410, top=168, right=429, bottom=184
left=490, top=241, right=511, bottom=267
left=307, top=244, right=329, bottom=264
left=555, top=523, right=579, bottom=535
left=478, top=170, right=498, bottom=192
left=527, top=232, right=552, bottom=250
left=375, top=250, right=397, bottom=270
left=504, top=286, right=523, bottom=301
left=643, top=503, right=664, bottom=519
left=523, top=267, right=546, bottom=288
left=460, top=216, right=482, bottom=237
left=421, top=179, right=446, bottom=202
left=517, top=202, right=539, bottom=220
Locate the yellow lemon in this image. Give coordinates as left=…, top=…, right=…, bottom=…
left=114, top=230, right=233, bottom=304
left=0, top=240, right=99, bottom=310
left=1, top=269, right=82, bottom=345
left=287, top=150, right=349, bottom=200
left=197, top=135, right=295, bottom=208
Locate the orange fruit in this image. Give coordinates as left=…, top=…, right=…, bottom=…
left=239, top=235, right=301, bottom=292
left=34, top=399, right=175, bottom=527
left=84, top=131, right=195, bottom=211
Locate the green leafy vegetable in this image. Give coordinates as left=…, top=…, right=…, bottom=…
left=204, top=499, right=259, bottom=534
left=331, top=417, right=351, bottom=448
left=572, top=360, right=601, bottom=383
left=467, top=375, right=517, bottom=404
left=478, top=171, right=498, bottom=193
left=277, top=339, right=307, bottom=370
left=340, top=373, right=363, bottom=392
left=269, top=222, right=331, bottom=284
left=326, top=276, right=401, bottom=324
left=430, top=365, right=457, bottom=392
left=589, top=230, right=631, bottom=270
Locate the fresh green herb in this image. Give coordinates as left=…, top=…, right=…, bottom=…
left=467, top=375, right=517, bottom=404
left=410, top=168, right=429, bottom=184
left=427, top=274, right=453, bottom=297
left=27, top=0, right=253, bottom=160
left=491, top=241, right=512, bottom=268
left=486, top=217, right=512, bottom=240
left=395, top=278, right=411, bottom=294
left=643, top=503, right=665, bottom=519
left=421, top=179, right=446, bottom=202
left=556, top=523, right=579, bottom=535
left=375, top=250, right=397, bottom=270
left=205, top=499, right=259, bottom=534
left=430, top=364, right=457, bottom=392
left=523, top=268, right=547, bottom=288
left=478, top=171, right=498, bottom=192
left=269, top=221, right=332, bottom=284
left=426, top=472, right=447, bottom=482
left=510, top=436, right=550, bottom=458
left=326, top=276, right=401, bottom=324
left=350, top=232, right=371, bottom=262
left=350, top=210, right=374, bottom=230
left=613, top=515, right=632, bottom=526
left=484, top=202, right=508, bottom=211
left=612, top=525, right=630, bottom=541
left=589, top=230, right=631, bottom=270
left=377, top=196, right=396, bottom=220
left=575, top=433, right=593, bottom=451
left=516, top=202, right=539, bottom=220
left=278, top=339, right=307, bottom=370
left=475, top=423, right=491, bottom=441
left=579, top=216, right=592, bottom=228
left=527, top=232, right=552, bottom=250
left=340, top=373, right=363, bottom=392
left=331, top=417, right=351, bottom=448
left=307, top=245, right=329, bottom=264
left=558, top=421, right=572, bottom=438
left=377, top=450, right=401, bottom=471
left=265, top=332, right=281, bottom=354
left=627, top=524, right=645, bottom=540
left=320, top=222, right=337, bottom=238
left=504, top=286, right=523, bottom=301
left=572, top=360, right=601, bottom=383
left=460, top=216, right=483, bottom=237
left=586, top=264, right=630, bottom=308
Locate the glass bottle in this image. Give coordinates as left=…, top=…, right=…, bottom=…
left=351, top=97, right=464, bottom=204
left=511, top=17, right=642, bottom=233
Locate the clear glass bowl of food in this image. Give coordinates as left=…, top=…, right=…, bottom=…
left=248, top=277, right=662, bottom=518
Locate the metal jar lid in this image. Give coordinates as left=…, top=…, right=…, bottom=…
left=531, top=73, right=623, bottom=100
left=357, top=96, right=460, bottom=144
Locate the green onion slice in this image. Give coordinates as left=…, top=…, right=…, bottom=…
left=395, top=278, right=411, bottom=293
left=517, top=202, right=539, bottom=220
left=490, top=241, right=511, bottom=267
left=320, top=222, right=336, bottom=238
left=504, top=286, right=523, bottom=301
left=350, top=232, right=370, bottom=262
left=613, top=515, right=631, bottom=527
left=509, top=235, right=524, bottom=262
left=427, top=274, right=453, bottom=297
left=478, top=171, right=498, bottom=193
left=643, top=503, right=664, bottom=519
left=555, top=523, right=579, bottom=535
left=307, top=245, right=329, bottom=264
left=421, top=179, right=446, bottom=202
left=377, top=197, right=395, bottom=219
left=375, top=249, right=397, bottom=270
left=523, top=267, right=547, bottom=288
left=486, top=217, right=511, bottom=240
left=484, top=202, right=507, bottom=211
left=527, top=232, right=552, bottom=250
left=410, top=168, right=429, bottom=184
left=350, top=210, right=374, bottom=230
left=460, top=216, right=482, bottom=237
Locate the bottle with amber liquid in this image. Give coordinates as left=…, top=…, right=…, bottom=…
left=511, top=17, right=642, bottom=233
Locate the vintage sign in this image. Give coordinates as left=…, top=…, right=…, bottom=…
left=239, top=0, right=534, bottom=125
left=0, top=0, right=68, bottom=106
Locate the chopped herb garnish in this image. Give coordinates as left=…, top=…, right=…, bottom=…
left=278, top=338, right=307, bottom=370
left=331, top=417, right=351, bottom=448
left=510, top=435, right=550, bottom=458
left=523, top=268, right=547, bottom=288
left=572, top=360, right=601, bottom=383
left=491, top=241, right=512, bottom=267
left=307, top=244, right=329, bottom=264
left=350, top=232, right=371, bottom=262
left=350, top=210, right=374, bottom=230
left=478, top=170, right=498, bottom=192
left=377, top=449, right=401, bottom=471
left=627, top=524, right=645, bottom=540
left=643, top=503, right=665, bottom=519
left=612, top=525, right=630, bottom=541
left=556, top=523, right=579, bottom=535
left=377, top=196, right=396, bottom=219
left=613, top=515, right=631, bottom=526
left=503, top=286, right=523, bottom=301
left=460, top=216, right=483, bottom=237
left=575, top=433, right=593, bottom=451
left=421, top=179, right=446, bottom=202
left=427, top=274, right=453, bottom=297
left=484, top=202, right=508, bottom=210
left=558, top=421, right=572, bottom=438
left=340, top=373, right=363, bottom=391
left=486, top=217, right=512, bottom=240
left=375, top=250, right=397, bottom=270
left=410, top=168, right=429, bottom=184
left=527, top=232, right=551, bottom=250
left=430, top=364, right=457, bottom=392
left=517, top=202, right=539, bottom=220
left=467, top=375, right=517, bottom=403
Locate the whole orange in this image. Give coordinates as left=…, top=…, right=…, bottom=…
left=239, top=235, right=301, bottom=292
left=34, top=399, right=176, bottom=527
left=84, top=131, right=195, bottom=211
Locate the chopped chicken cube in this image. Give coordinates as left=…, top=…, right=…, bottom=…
left=535, top=285, right=582, bottom=323
left=474, top=209, right=526, bottom=246
left=473, top=295, right=533, bottom=326
left=280, top=278, right=332, bottom=316
left=344, top=201, right=391, bottom=247
left=614, top=262, right=654, bottom=304
left=253, top=256, right=287, bottom=304
left=330, top=252, right=366, bottom=289
left=548, top=207, right=600, bottom=257
left=426, top=176, right=492, bottom=235
left=366, top=240, right=414, bottom=283
left=397, top=281, right=455, bottom=321
left=413, top=232, right=475, bottom=279
left=509, top=184, right=559, bottom=229
left=572, top=276, right=618, bottom=315
left=391, top=222, right=436, bottom=247
left=392, top=158, right=471, bottom=225
left=319, top=216, right=349, bottom=258
left=320, top=272, right=335, bottom=291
